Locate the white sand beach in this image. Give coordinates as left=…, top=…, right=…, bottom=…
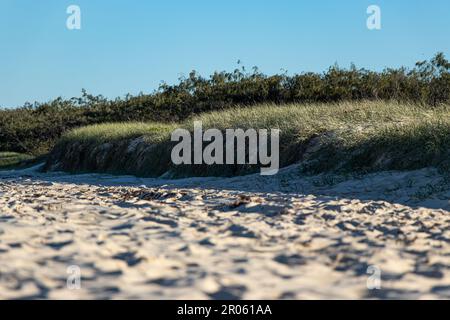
left=0, top=164, right=449, bottom=299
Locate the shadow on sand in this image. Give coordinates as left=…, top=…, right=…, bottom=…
left=1, top=163, right=449, bottom=211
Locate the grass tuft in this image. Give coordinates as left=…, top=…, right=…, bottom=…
left=0, top=152, right=33, bottom=170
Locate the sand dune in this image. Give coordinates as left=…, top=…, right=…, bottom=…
left=0, top=165, right=449, bottom=299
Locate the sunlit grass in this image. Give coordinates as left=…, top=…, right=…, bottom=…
left=50, top=101, right=450, bottom=177
left=0, top=152, right=33, bottom=169
left=61, top=122, right=178, bottom=144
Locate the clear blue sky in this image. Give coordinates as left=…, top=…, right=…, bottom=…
left=1, top=0, right=449, bottom=107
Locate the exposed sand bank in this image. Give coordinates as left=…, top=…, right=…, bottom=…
left=0, top=165, right=449, bottom=299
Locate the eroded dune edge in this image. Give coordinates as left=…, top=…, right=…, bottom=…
left=0, top=164, right=449, bottom=299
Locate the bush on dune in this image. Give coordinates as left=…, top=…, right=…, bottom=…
left=1, top=53, right=450, bottom=156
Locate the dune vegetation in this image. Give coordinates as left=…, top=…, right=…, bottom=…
left=44, top=101, right=450, bottom=178
left=1, top=53, right=450, bottom=157
left=0, top=152, right=33, bottom=170
left=1, top=53, right=449, bottom=176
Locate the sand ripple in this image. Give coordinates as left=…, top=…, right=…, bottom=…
left=0, top=166, right=449, bottom=299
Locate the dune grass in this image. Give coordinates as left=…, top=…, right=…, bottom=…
left=49, top=101, right=450, bottom=177
left=0, top=152, right=33, bottom=170
left=61, top=122, right=178, bottom=144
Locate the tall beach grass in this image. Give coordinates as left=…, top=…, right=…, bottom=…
left=45, top=101, right=450, bottom=178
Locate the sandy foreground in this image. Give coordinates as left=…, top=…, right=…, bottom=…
left=0, top=164, right=449, bottom=299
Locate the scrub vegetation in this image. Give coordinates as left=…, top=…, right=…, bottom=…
left=1, top=53, right=449, bottom=156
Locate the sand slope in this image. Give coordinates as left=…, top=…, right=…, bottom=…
left=0, top=165, right=449, bottom=299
